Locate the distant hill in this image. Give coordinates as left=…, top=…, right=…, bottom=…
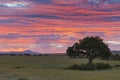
left=0, top=50, right=41, bottom=56
left=22, top=50, right=40, bottom=55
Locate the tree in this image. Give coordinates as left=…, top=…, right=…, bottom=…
left=66, top=43, right=81, bottom=58
left=66, top=36, right=111, bottom=64
left=66, top=46, right=75, bottom=58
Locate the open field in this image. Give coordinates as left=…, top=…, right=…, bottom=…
left=0, top=55, right=120, bottom=80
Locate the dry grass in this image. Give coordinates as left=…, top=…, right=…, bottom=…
left=0, top=56, right=119, bottom=80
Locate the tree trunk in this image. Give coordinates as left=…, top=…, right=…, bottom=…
left=88, top=56, right=94, bottom=64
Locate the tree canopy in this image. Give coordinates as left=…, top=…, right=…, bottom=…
left=66, top=36, right=111, bottom=64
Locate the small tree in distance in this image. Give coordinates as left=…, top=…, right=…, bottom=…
left=66, top=36, right=111, bottom=64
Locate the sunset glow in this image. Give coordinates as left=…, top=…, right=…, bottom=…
left=0, top=0, right=120, bottom=53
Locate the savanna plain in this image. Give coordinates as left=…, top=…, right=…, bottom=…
left=0, top=55, right=120, bottom=80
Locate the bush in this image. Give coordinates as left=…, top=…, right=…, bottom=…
left=68, top=64, right=80, bottom=70
left=68, top=63, right=112, bottom=71
left=95, top=63, right=112, bottom=70
left=114, top=64, right=120, bottom=67
left=14, top=66, right=26, bottom=69
left=110, top=54, right=120, bottom=61
left=18, top=78, right=28, bottom=80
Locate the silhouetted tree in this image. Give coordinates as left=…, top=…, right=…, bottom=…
left=66, top=46, right=76, bottom=58
left=66, top=36, right=111, bottom=64
left=66, top=43, right=81, bottom=58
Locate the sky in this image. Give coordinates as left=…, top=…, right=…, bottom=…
left=0, top=0, right=120, bottom=53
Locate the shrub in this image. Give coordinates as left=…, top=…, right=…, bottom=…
left=95, top=63, right=112, bottom=70
left=69, top=64, right=80, bottom=70
left=18, top=78, right=28, bottom=80
left=14, top=66, right=26, bottom=69
left=114, top=64, right=120, bottom=67
left=110, top=54, right=120, bottom=61
left=81, top=63, right=97, bottom=70
left=68, top=63, right=112, bottom=71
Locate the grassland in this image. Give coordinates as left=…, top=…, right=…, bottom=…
left=0, top=55, right=120, bottom=80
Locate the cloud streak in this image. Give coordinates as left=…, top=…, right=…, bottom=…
left=0, top=0, right=119, bottom=52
